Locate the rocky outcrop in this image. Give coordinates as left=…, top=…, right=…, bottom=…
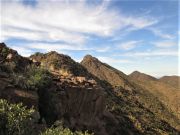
left=0, top=43, right=38, bottom=108
left=38, top=74, right=118, bottom=135
left=30, top=51, right=90, bottom=77
left=0, top=73, right=38, bottom=109
left=0, top=43, right=31, bottom=72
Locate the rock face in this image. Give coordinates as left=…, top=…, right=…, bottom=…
left=0, top=72, right=38, bottom=109
left=38, top=75, right=111, bottom=135
left=0, top=43, right=38, bottom=108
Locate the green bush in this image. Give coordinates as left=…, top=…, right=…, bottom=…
left=41, top=126, right=93, bottom=135
left=1, top=47, right=9, bottom=57
left=25, top=66, right=52, bottom=90
left=13, top=66, right=52, bottom=90
left=0, top=99, right=35, bottom=135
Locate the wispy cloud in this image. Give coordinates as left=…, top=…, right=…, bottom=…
left=148, top=27, right=175, bottom=39
left=97, top=56, right=132, bottom=64
left=95, top=46, right=111, bottom=52
left=19, top=43, right=88, bottom=52
left=120, top=49, right=178, bottom=57
left=1, top=0, right=158, bottom=45
left=152, top=40, right=176, bottom=48
left=10, top=46, right=34, bottom=57
left=117, top=40, right=143, bottom=50
left=8, top=42, right=112, bottom=57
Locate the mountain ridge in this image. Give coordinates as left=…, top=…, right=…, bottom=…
left=0, top=43, right=180, bottom=134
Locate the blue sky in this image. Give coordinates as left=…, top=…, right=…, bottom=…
left=0, top=0, right=179, bottom=77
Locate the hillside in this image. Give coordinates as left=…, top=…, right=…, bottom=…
left=129, top=71, right=180, bottom=120
left=81, top=55, right=180, bottom=132
left=129, top=71, right=157, bottom=81
left=159, top=76, right=180, bottom=89
left=0, top=43, right=180, bottom=134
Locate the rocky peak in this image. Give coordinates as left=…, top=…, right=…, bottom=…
left=82, top=54, right=99, bottom=62
left=0, top=43, right=31, bottom=72
left=81, top=55, right=133, bottom=90
left=0, top=43, right=18, bottom=60
left=0, top=42, right=7, bottom=48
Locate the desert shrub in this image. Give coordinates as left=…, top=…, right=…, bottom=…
left=0, top=99, right=35, bottom=135
left=25, top=66, right=52, bottom=90
left=0, top=64, right=12, bottom=73
left=52, top=59, right=61, bottom=69
left=41, top=126, right=93, bottom=135
left=12, top=66, right=52, bottom=90
left=1, top=47, right=9, bottom=57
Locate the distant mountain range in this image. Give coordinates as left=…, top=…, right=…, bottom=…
left=0, top=43, right=179, bottom=135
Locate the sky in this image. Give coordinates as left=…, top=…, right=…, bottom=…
left=0, top=0, right=179, bottom=77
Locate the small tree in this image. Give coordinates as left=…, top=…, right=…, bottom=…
left=0, top=99, right=35, bottom=135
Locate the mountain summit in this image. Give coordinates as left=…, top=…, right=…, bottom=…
left=81, top=54, right=133, bottom=90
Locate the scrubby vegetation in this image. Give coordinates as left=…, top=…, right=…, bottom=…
left=0, top=99, right=35, bottom=135
left=12, top=66, right=52, bottom=91
left=1, top=47, right=10, bottom=58
left=41, top=126, right=93, bottom=135
left=0, top=99, right=94, bottom=135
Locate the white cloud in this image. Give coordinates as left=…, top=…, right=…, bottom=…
left=120, top=50, right=178, bottom=57
left=22, top=43, right=87, bottom=52
left=10, top=46, right=34, bottom=57
left=117, top=40, right=142, bottom=50
left=1, top=0, right=157, bottom=45
left=95, top=46, right=111, bottom=52
left=152, top=40, right=176, bottom=48
left=148, top=28, right=174, bottom=39
left=97, top=56, right=132, bottom=64
left=7, top=42, right=113, bottom=57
